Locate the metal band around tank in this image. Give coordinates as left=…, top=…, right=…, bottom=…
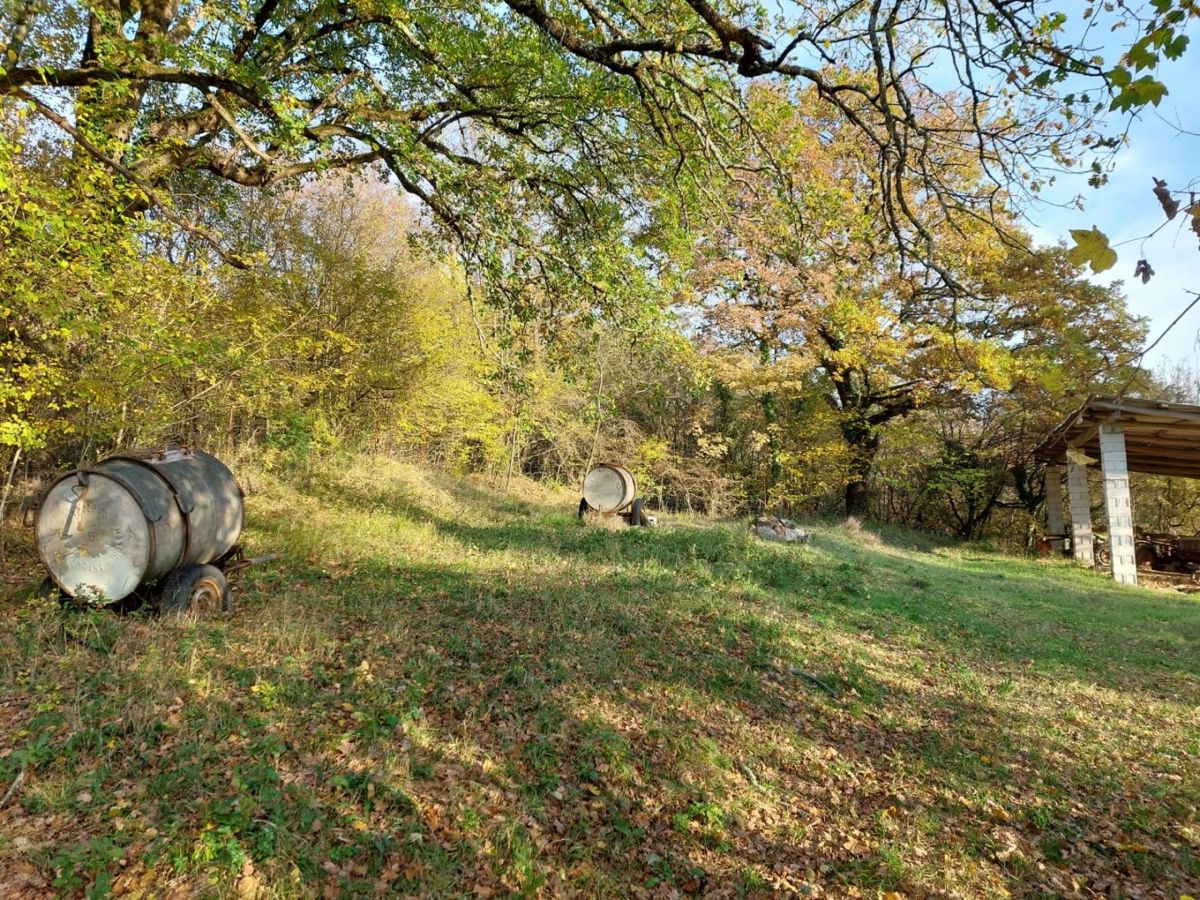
left=108, top=455, right=193, bottom=565
left=83, top=467, right=162, bottom=574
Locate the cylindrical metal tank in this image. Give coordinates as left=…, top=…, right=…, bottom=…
left=581, top=464, right=637, bottom=513
left=35, top=448, right=244, bottom=603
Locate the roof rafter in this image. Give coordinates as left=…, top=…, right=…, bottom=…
left=1035, top=396, right=1200, bottom=480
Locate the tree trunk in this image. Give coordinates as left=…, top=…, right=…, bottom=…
left=758, top=336, right=780, bottom=509
left=0, top=447, right=23, bottom=554
left=761, top=391, right=781, bottom=510
left=504, top=421, right=519, bottom=494
left=841, top=418, right=879, bottom=519
left=845, top=478, right=870, bottom=518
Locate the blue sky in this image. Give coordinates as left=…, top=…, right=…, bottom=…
left=1025, top=44, right=1200, bottom=369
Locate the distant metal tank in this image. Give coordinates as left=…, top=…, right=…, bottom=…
left=579, top=463, right=652, bottom=527
left=581, top=463, right=637, bottom=514
left=35, top=448, right=244, bottom=603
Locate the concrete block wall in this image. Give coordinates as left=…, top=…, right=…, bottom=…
left=1045, top=464, right=1065, bottom=553
left=1066, top=458, right=1093, bottom=566
left=1099, top=423, right=1137, bottom=585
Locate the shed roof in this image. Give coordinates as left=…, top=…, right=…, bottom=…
left=1035, top=396, right=1200, bottom=479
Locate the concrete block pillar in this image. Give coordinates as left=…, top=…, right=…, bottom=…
left=1045, top=464, right=1065, bottom=553
left=1067, top=458, right=1093, bottom=566
left=1099, top=423, right=1137, bottom=586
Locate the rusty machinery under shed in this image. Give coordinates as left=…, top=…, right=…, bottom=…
left=1034, top=396, right=1200, bottom=586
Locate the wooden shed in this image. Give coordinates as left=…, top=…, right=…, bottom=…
left=1034, top=396, right=1200, bottom=586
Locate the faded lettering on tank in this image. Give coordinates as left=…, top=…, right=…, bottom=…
left=69, top=523, right=130, bottom=573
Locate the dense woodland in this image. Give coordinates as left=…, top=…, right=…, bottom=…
left=1, top=0, right=1198, bottom=542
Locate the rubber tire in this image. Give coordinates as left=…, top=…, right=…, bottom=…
left=160, top=565, right=230, bottom=616
left=629, top=498, right=649, bottom=527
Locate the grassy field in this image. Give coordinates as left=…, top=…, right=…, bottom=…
left=1, top=458, right=1198, bottom=898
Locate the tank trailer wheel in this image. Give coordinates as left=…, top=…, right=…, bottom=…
left=160, top=565, right=230, bottom=616
left=629, top=498, right=649, bottom=527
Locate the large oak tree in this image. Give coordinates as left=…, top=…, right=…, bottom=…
left=693, top=85, right=1143, bottom=517
left=0, top=0, right=1163, bottom=290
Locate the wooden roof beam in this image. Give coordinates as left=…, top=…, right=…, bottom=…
left=1088, top=400, right=1200, bottom=426
left=1067, top=412, right=1119, bottom=451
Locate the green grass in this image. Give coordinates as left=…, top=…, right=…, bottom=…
left=1, top=457, right=1198, bottom=897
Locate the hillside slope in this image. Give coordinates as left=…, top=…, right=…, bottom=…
left=2, top=459, right=1198, bottom=897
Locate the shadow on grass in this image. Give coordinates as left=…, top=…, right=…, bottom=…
left=299, top=471, right=1200, bottom=698
left=7, top=467, right=1195, bottom=895
left=223, top=536, right=1200, bottom=896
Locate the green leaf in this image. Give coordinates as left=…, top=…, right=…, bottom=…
left=1164, top=33, right=1190, bottom=59
left=1111, top=76, right=1169, bottom=111
left=1126, top=38, right=1158, bottom=71
left=1107, top=65, right=1131, bottom=88
left=1067, top=227, right=1118, bottom=274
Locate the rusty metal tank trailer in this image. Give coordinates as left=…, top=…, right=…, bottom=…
left=577, top=463, right=654, bottom=527
left=33, top=447, right=274, bottom=615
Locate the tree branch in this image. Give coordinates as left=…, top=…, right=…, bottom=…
left=15, top=89, right=252, bottom=270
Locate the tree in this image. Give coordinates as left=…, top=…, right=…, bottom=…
left=1, top=118, right=507, bottom=481
left=0, top=0, right=1159, bottom=297
left=693, top=85, right=1144, bottom=517
left=214, top=175, right=506, bottom=465
left=0, top=116, right=226, bottom=474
